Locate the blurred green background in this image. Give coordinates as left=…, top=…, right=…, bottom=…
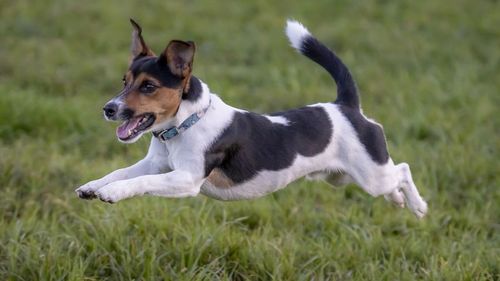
left=0, top=0, right=498, bottom=280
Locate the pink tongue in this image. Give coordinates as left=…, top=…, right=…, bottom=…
left=116, top=117, right=142, bottom=139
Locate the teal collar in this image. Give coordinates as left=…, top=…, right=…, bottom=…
left=153, top=99, right=211, bottom=142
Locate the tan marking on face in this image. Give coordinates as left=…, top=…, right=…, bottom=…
left=207, top=169, right=235, bottom=189
left=124, top=73, right=182, bottom=124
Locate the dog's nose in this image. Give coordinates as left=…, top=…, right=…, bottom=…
left=103, top=102, right=118, bottom=119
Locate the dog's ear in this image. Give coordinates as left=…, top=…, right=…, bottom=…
left=130, top=18, right=154, bottom=60
left=161, top=40, right=196, bottom=79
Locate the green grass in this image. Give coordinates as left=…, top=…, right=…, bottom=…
left=0, top=0, right=499, bottom=280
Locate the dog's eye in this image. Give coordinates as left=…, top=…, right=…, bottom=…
left=139, top=81, right=158, bottom=94
left=122, top=76, right=126, bottom=86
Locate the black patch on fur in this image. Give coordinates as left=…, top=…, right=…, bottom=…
left=183, top=76, right=202, bottom=102
left=338, top=105, right=389, bottom=164
left=129, top=56, right=182, bottom=89
left=204, top=106, right=332, bottom=183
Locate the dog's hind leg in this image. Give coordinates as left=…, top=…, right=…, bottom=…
left=396, top=162, right=428, bottom=218
left=340, top=159, right=428, bottom=217
left=326, top=167, right=406, bottom=208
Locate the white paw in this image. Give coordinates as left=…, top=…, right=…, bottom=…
left=95, top=182, right=131, bottom=204
left=409, top=198, right=428, bottom=219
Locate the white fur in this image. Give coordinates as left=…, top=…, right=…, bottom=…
left=285, top=19, right=311, bottom=50
left=264, top=115, right=289, bottom=125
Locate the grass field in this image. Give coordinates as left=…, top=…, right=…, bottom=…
left=0, top=0, right=499, bottom=280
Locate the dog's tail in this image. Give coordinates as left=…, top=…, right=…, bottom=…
left=285, top=20, right=359, bottom=108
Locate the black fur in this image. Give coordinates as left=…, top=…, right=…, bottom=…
left=129, top=56, right=182, bottom=89
left=338, top=105, right=389, bottom=164
left=204, top=106, right=332, bottom=183
left=300, top=36, right=359, bottom=108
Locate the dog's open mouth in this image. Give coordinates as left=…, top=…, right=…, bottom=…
left=116, top=113, right=155, bottom=141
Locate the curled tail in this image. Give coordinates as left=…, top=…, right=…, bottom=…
left=285, top=20, right=359, bottom=108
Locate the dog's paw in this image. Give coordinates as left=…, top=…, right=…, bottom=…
left=94, top=182, right=132, bottom=204
left=95, top=186, right=120, bottom=204
left=75, top=183, right=100, bottom=200
left=95, top=190, right=117, bottom=204
left=409, top=198, right=428, bottom=219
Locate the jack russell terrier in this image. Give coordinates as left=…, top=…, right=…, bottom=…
left=76, top=19, right=428, bottom=218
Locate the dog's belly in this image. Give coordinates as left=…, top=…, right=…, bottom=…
left=200, top=154, right=327, bottom=200
left=201, top=170, right=294, bottom=200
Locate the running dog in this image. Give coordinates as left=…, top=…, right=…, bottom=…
left=76, top=19, right=428, bottom=218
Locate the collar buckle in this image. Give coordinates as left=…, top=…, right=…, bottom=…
left=157, top=127, right=179, bottom=141
left=154, top=98, right=211, bottom=142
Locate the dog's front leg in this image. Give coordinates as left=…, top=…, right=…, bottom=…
left=76, top=138, right=169, bottom=199
left=76, top=159, right=162, bottom=199
left=94, top=170, right=202, bottom=203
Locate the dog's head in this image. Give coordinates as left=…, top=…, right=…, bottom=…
left=103, top=19, right=196, bottom=143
